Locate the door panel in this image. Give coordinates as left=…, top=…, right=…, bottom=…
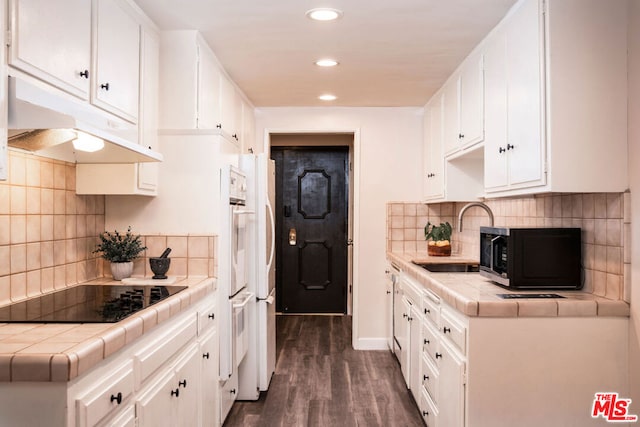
left=273, top=147, right=348, bottom=314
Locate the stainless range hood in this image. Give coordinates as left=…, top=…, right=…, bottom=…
left=7, top=76, right=163, bottom=163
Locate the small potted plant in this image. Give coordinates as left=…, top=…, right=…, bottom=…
left=424, top=221, right=452, bottom=256
left=94, top=226, right=147, bottom=280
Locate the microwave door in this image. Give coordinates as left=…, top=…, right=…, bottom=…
left=490, top=235, right=510, bottom=286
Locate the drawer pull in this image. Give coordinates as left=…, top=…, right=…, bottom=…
left=435, top=353, right=442, bottom=359
left=423, top=339, right=430, bottom=345
left=100, top=82, right=110, bottom=91
left=208, top=313, right=215, bottom=319
left=423, top=375, right=429, bottom=381
left=171, top=388, right=180, bottom=397
left=110, top=392, right=122, bottom=405
left=179, top=379, right=187, bottom=388
left=402, top=313, right=407, bottom=318
left=443, top=327, right=451, bottom=334
left=203, top=352, right=210, bottom=359
left=230, top=388, right=236, bottom=395
left=79, top=69, right=89, bottom=79
left=423, top=410, right=429, bottom=417
left=424, top=308, right=430, bottom=314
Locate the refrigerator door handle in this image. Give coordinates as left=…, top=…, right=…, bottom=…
left=266, top=197, right=276, bottom=270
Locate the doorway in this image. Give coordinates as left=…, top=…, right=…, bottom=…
left=272, top=141, right=350, bottom=314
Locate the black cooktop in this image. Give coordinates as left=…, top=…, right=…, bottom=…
left=0, top=285, right=187, bottom=323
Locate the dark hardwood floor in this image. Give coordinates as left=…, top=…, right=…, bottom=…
left=223, top=315, right=424, bottom=427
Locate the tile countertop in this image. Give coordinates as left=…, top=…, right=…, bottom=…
left=0, top=276, right=216, bottom=383
left=388, top=252, right=630, bottom=318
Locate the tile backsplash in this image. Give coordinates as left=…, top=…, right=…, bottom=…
left=387, top=192, right=630, bottom=302
left=1, top=150, right=218, bottom=308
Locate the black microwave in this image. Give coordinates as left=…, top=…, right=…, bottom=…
left=479, top=227, right=582, bottom=289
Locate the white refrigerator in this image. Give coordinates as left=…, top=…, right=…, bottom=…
left=238, top=153, right=276, bottom=399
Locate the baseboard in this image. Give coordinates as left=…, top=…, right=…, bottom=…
left=353, top=337, right=391, bottom=351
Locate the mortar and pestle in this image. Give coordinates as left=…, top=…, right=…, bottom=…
left=150, top=248, right=171, bottom=279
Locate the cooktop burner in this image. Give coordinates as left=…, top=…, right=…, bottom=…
left=0, top=284, right=187, bottom=323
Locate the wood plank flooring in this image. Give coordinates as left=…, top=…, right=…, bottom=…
left=223, top=315, right=424, bottom=427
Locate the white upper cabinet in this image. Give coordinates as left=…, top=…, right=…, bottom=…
left=197, top=40, right=223, bottom=130
left=8, top=0, right=92, bottom=99
left=92, top=0, right=140, bottom=122
left=423, top=95, right=444, bottom=201
left=8, top=0, right=142, bottom=123
left=484, top=0, right=627, bottom=195
left=219, top=74, right=237, bottom=138
left=484, top=0, right=544, bottom=192
left=442, top=52, right=484, bottom=157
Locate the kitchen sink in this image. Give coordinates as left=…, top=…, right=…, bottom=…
left=412, top=262, right=480, bottom=273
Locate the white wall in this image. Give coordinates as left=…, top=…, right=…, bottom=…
left=628, top=0, right=640, bottom=404
left=254, top=107, right=423, bottom=348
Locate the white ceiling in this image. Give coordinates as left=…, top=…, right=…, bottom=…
left=133, top=0, right=517, bottom=107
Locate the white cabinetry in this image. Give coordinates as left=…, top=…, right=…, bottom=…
left=8, top=0, right=92, bottom=98
left=92, top=0, right=140, bottom=122
left=483, top=0, right=627, bottom=195
left=484, top=0, right=544, bottom=192
left=8, top=0, right=142, bottom=123
left=422, top=95, right=444, bottom=200
left=76, top=25, right=160, bottom=196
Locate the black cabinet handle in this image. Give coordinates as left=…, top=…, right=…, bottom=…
left=459, top=133, right=464, bottom=139
left=424, top=339, right=430, bottom=345
left=179, top=379, right=187, bottom=388
left=499, top=147, right=506, bottom=153
left=423, top=375, right=429, bottom=381
left=386, top=290, right=391, bottom=294
left=171, top=388, right=180, bottom=397
left=507, top=143, right=514, bottom=150
left=110, top=392, right=122, bottom=404
left=408, top=317, right=413, bottom=322
left=80, top=70, right=89, bottom=79
left=203, top=352, right=210, bottom=359
left=435, top=353, right=442, bottom=359
left=216, top=124, right=222, bottom=129
left=424, top=308, right=430, bottom=314
left=423, top=410, right=429, bottom=417
left=230, top=388, right=236, bottom=395
left=208, top=313, right=215, bottom=319
left=100, top=82, right=110, bottom=91
left=443, top=327, right=451, bottom=334
left=402, top=313, right=407, bottom=318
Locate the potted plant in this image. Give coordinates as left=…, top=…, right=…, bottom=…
left=424, top=221, right=452, bottom=256
left=94, top=226, right=147, bottom=280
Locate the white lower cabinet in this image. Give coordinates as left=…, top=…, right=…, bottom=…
left=0, top=286, right=221, bottom=427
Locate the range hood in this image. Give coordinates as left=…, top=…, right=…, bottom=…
left=7, top=76, right=163, bottom=163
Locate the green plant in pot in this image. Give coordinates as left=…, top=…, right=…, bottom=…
left=424, top=221, right=452, bottom=256
left=94, top=227, right=147, bottom=280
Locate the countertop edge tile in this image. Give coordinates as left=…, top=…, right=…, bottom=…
left=11, top=353, right=53, bottom=381
left=387, top=251, right=629, bottom=319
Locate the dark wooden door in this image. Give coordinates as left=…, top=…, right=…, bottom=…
left=272, top=147, right=348, bottom=314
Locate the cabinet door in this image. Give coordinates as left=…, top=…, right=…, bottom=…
left=385, top=268, right=394, bottom=350
left=484, top=27, right=509, bottom=190
left=442, top=77, right=460, bottom=155
left=174, top=345, right=200, bottom=427
left=438, top=340, right=465, bottom=427
left=197, top=39, right=222, bottom=129
left=93, top=0, right=140, bottom=122
left=9, top=0, right=91, bottom=98
left=136, top=371, right=177, bottom=427
left=409, top=304, right=422, bottom=399
left=400, top=297, right=412, bottom=387
left=219, top=75, right=237, bottom=136
left=137, top=27, right=159, bottom=194
left=200, top=329, right=219, bottom=427
left=505, top=0, right=544, bottom=188
left=424, top=95, right=444, bottom=200
left=459, top=52, right=484, bottom=147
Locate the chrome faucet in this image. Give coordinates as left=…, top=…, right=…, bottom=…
left=458, top=202, right=494, bottom=231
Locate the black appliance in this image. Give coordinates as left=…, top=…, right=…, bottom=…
left=0, top=285, right=187, bottom=323
left=479, top=226, right=582, bottom=289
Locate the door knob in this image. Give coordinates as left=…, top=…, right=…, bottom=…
left=289, top=228, right=297, bottom=246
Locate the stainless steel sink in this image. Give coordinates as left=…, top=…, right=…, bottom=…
left=412, top=262, right=480, bottom=273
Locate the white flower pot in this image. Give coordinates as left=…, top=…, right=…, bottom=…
left=110, top=261, right=134, bottom=281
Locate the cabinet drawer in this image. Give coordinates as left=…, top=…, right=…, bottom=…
left=422, top=292, right=440, bottom=328
left=421, top=352, right=439, bottom=404
left=421, top=320, right=440, bottom=364
left=97, top=405, right=135, bottom=427
left=441, top=308, right=467, bottom=355
left=420, top=387, right=439, bottom=427
left=134, top=314, right=198, bottom=387
left=198, top=298, right=217, bottom=334
left=76, top=360, right=135, bottom=427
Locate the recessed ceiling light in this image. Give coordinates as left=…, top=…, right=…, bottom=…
left=319, top=94, right=337, bottom=101
left=315, top=59, right=339, bottom=67
left=306, top=8, right=343, bottom=21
